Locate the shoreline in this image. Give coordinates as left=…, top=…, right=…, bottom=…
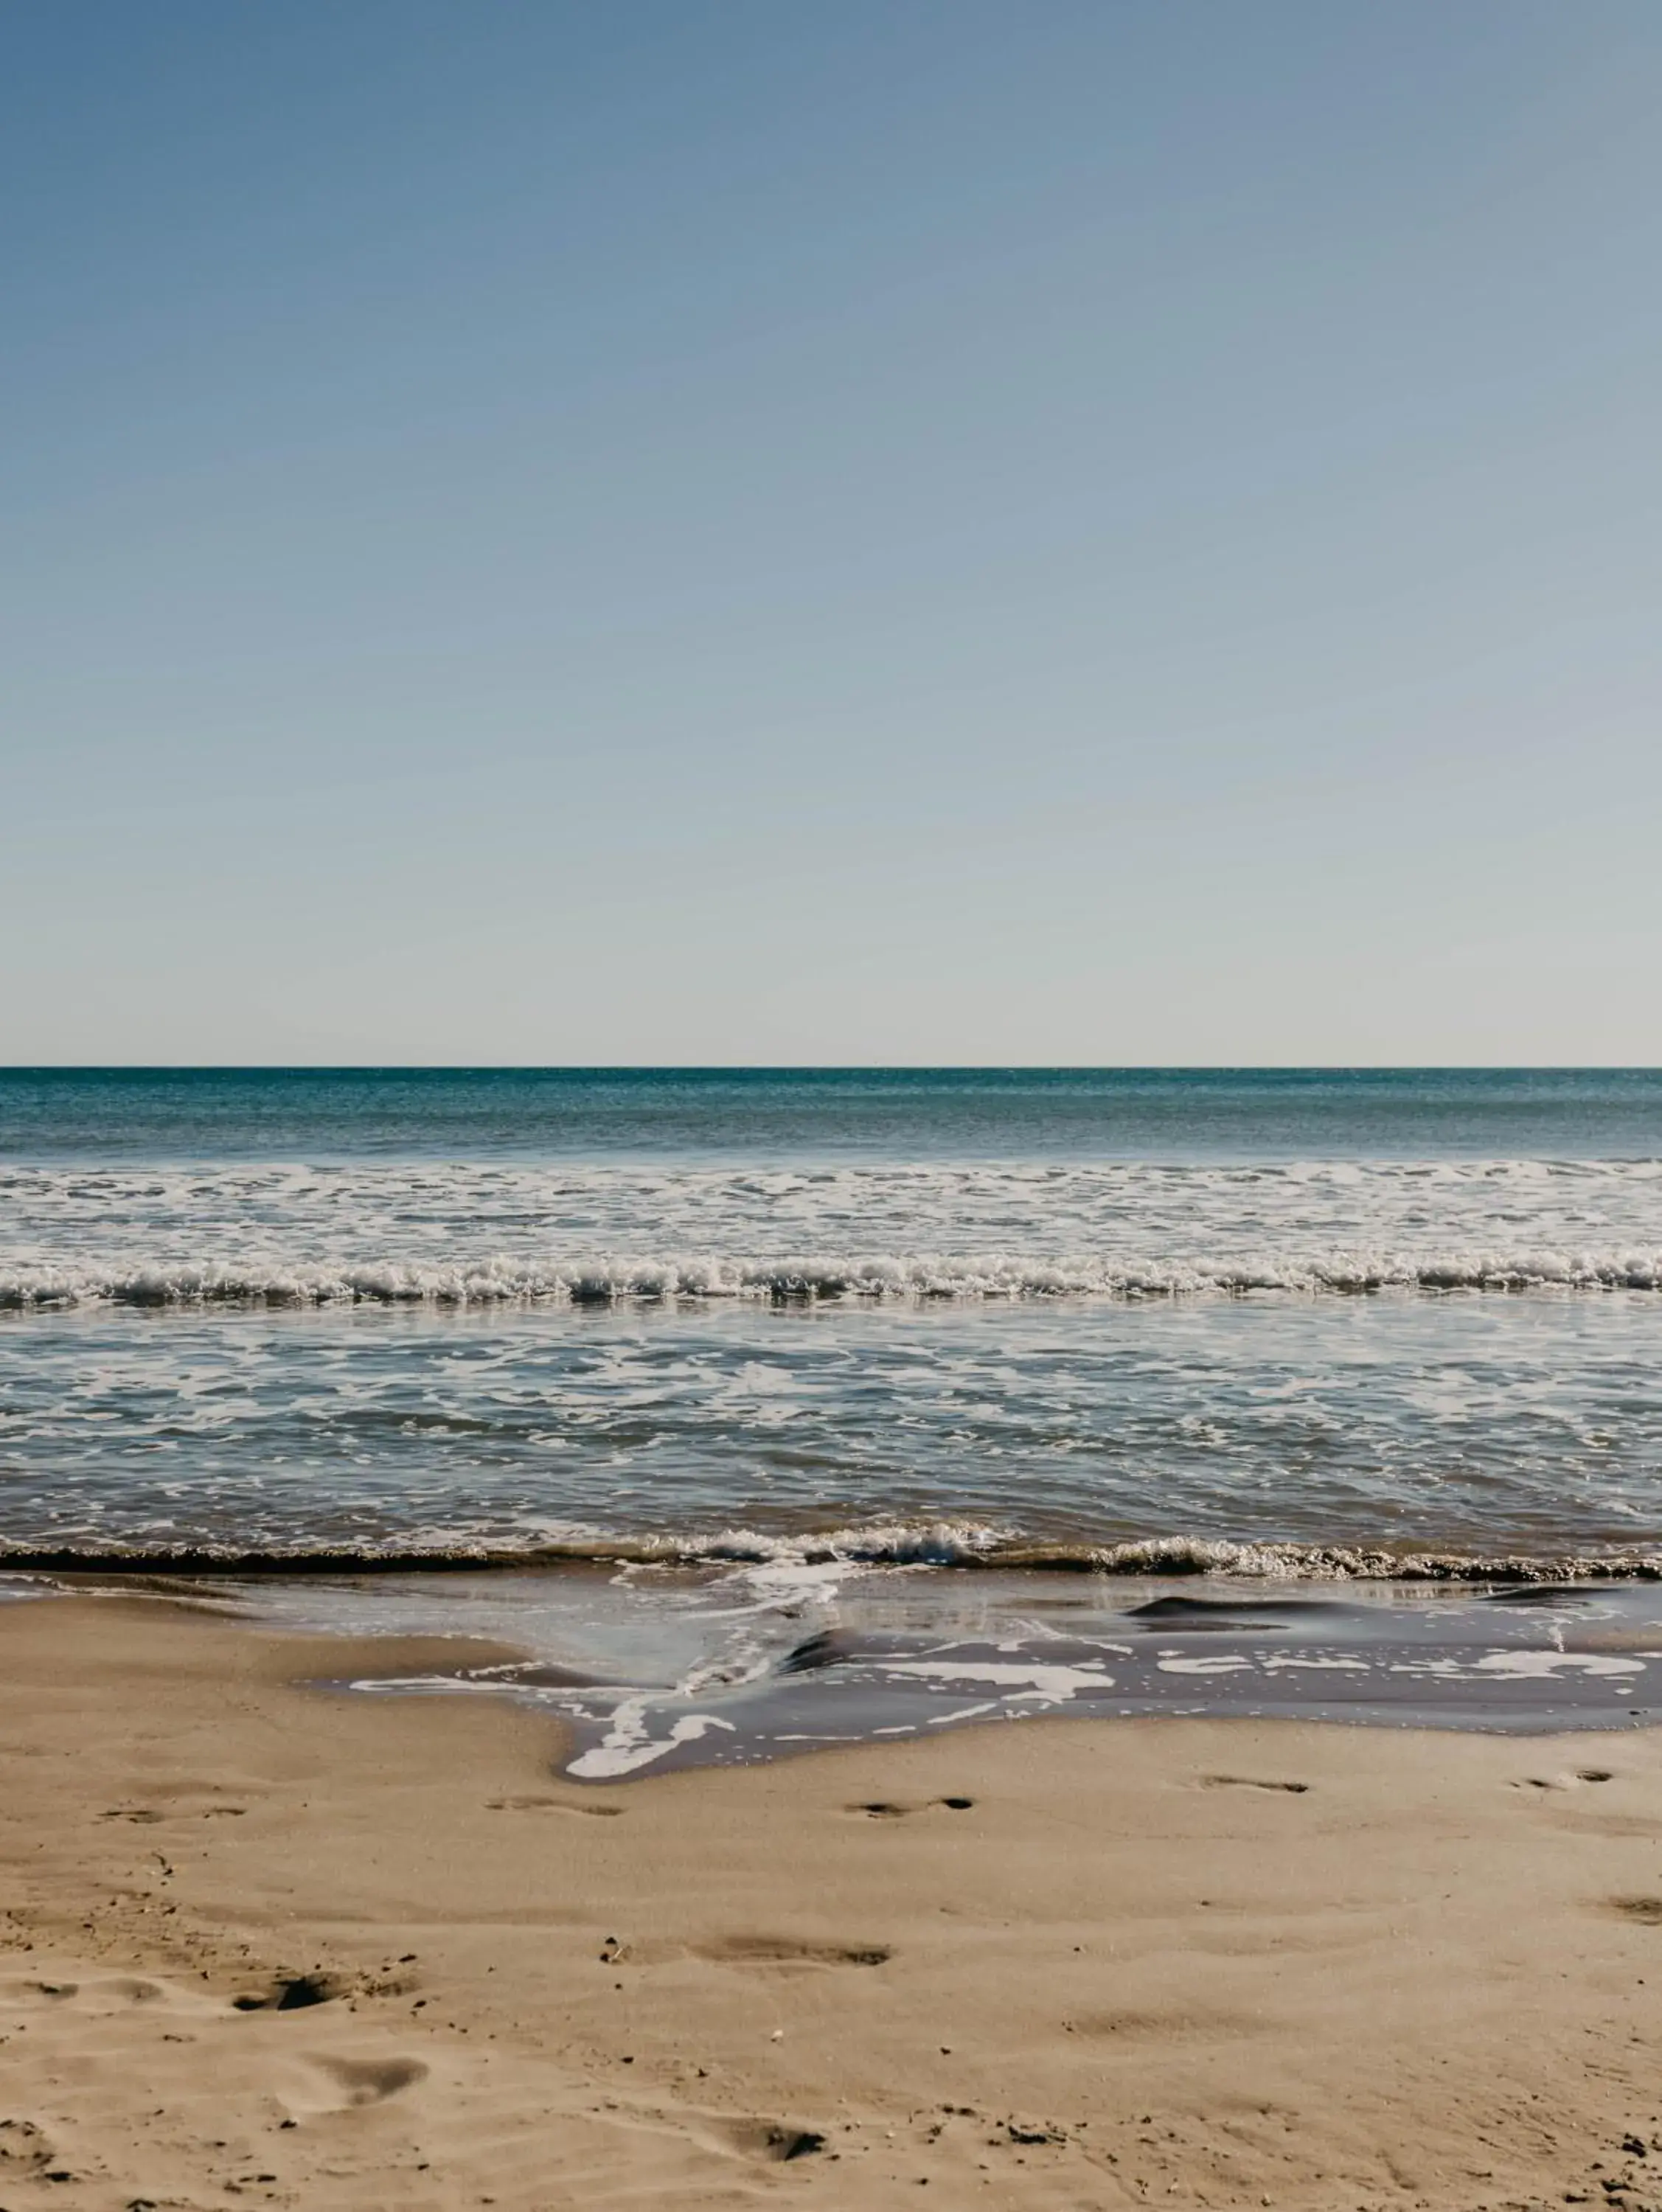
left=10, top=1541, right=1662, bottom=1577
left=7, top=1596, right=1662, bottom=2208
left=15, top=1568, right=1662, bottom=1782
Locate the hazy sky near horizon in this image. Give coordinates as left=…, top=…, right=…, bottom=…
left=7, top=2, right=1662, bottom=1065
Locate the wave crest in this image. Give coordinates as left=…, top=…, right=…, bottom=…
left=6, top=1245, right=1662, bottom=1310
left=7, top=1525, right=1662, bottom=1583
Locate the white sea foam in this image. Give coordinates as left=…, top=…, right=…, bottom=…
left=6, top=1243, right=1662, bottom=1307
left=566, top=1702, right=737, bottom=1779
left=8, top=1154, right=1662, bottom=1570
left=3, top=1159, right=1662, bottom=1292
left=6, top=1155, right=1662, bottom=1307
left=1470, top=1650, right=1645, bottom=1679
left=10, top=1520, right=1662, bottom=1585
left=877, top=1658, right=1117, bottom=1702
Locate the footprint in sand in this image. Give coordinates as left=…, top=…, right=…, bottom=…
left=99, top=1802, right=248, bottom=1823
left=2, top=1965, right=226, bottom=2023
left=303, top=2055, right=428, bottom=2110
left=694, top=1936, right=891, bottom=1970
left=0, top=2115, right=60, bottom=2174
left=1515, top=1768, right=1616, bottom=1792
left=702, top=2118, right=827, bottom=2163
left=232, top=1973, right=343, bottom=2013
left=848, top=1797, right=976, bottom=1819
left=487, top=1795, right=625, bottom=1817
left=1198, top=1775, right=1310, bottom=1794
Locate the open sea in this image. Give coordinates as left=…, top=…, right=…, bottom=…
left=8, top=1067, right=1662, bottom=1774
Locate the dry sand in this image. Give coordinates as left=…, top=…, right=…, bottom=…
left=6, top=1595, right=1662, bottom=2211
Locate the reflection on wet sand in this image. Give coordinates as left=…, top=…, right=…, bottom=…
left=101, top=1565, right=1662, bottom=1779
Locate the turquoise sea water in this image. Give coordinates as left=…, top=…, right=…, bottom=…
left=8, top=1065, right=1662, bottom=1162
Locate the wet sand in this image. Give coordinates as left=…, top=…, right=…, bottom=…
left=7, top=1594, right=1662, bottom=2210
left=175, top=1569, right=1662, bottom=1777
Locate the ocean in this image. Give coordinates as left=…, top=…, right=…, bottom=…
left=7, top=1067, right=1662, bottom=1773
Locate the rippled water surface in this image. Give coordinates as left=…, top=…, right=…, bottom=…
left=4, top=1068, right=1662, bottom=1573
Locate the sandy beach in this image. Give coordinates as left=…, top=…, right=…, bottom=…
left=3, top=1595, right=1662, bottom=2211
left=11, top=0, right=1662, bottom=2180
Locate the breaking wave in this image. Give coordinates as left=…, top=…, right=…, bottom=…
left=9, top=1156, right=1662, bottom=1307
left=9, top=1523, right=1662, bottom=1583
left=7, top=1245, right=1662, bottom=1308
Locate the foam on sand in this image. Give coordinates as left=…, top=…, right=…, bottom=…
left=10, top=1590, right=1662, bottom=2209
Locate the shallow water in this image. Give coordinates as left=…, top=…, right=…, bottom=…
left=79, top=1565, right=1662, bottom=1777
left=5, top=1068, right=1662, bottom=1749
left=7, top=1292, right=1662, bottom=1565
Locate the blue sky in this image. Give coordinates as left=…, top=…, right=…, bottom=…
left=7, top=1, right=1661, bottom=1062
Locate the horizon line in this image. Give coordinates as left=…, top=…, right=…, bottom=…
left=3, top=1065, right=1661, bottom=1079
